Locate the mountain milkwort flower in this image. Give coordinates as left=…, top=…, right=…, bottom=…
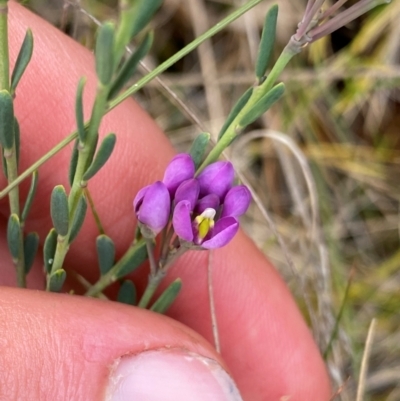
left=133, top=154, right=250, bottom=249
left=196, top=161, right=234, bottom=200
left=172, top=169, right=251, bottom=250
left=163, top=153, right=195, bottom=196
left=133, top=181, right=171, bottom=237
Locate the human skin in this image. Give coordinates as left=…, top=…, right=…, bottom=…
left=0, top=2, right=332, bottom=400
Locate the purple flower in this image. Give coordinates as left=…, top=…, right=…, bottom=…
left=201, top=216, right=239, bottom=249
left=133, top=181, right=170, bottom=237
left=163, top=154, right=195, bottom=196
left=197, top=161, right=234, bottom=200
left=172, top=200, right=193, bottom=242
left=174, top=179, right=199, bottom=210
left=221, top=185, right=251, bottom=218
left=172, top=182, right=251, bottom=249
left=194, top=194, right=220, bottom=215
left=133, top=153, right=250, bottom=249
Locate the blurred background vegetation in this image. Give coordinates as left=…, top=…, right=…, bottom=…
left=22, top=0, right=400, bottom=399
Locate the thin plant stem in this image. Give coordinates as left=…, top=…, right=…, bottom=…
left=5, top=149, right=25, bottom=287
left=49, top=86, right=109, bottom=277
left=0, top=0, right=26, bottom=287
left=84, top=187, right=105, bottom=235
left=198, top=41, right=298, bottom=171
left=160, top=227, right=174, bottom=265
left=295, top=0, right=325, bottom=40
left=323, top=268, right=354, bottom=359
left=207, top=250, right=220, bottom=353
left=0, top=0, right=9, bottom=90
left=356, top=318, right=377, bottom=401
left=137, top=246, right=187, bottom=309
left=0, top=0, right=266, bottom=199
left=0, top=130, right=79, bottom=198
left=108, top=0, right=265, bottom=110
left=137, top=273, right=165, bottom=308
left=85, top=239, right=146, bottom=297
left=309, top=0, right=390, bottom=42
left=145, top=238, right=157, bottom=276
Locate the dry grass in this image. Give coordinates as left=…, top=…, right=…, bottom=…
left=26, top=0, right=400, bottom=399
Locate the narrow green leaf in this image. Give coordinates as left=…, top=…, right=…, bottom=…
left=44, top=228, right=57, bottom=273
left=11, top=29, right=34, bottom=92
left=218, top=87, right=253, bottom=140
left=150, top=279, right=182, bottom=314
left=50, top=185, right=69, bottom=236
left=21, top=170, right=39, bottom=223
left=82, top=133, right=116, bottom=181
left=24, top=232, right=39, bottom=274
left=95, top=22, right=115, bottom=85
left=0, top=90, right=15, bottom=149
left=48, top=269, right=66, bottom=292
left=14, top=117, right=20, bottom=166
left=96, top=234, right=115, bottom=276
left=7, top=214, right=21, bottom=260
left=117, top=280, right=137, bottom=305
left=84, top=133, right=99, bottom=174
left=189, top=132, right=210, bottom=169
left=129, top=0, right=163, bottom=39
left=255, top=4, right=278, bottom=80
left=238, top=83, right=285, bottom=127
left=69, top=194, right=87, bottom=243
left=116, top=239, right=147, bottom=279
left=75, top=77, right=87, bottom=143
left=108, top=31, right=153, bottom=100
left=68, top=139, right=79, bottom=187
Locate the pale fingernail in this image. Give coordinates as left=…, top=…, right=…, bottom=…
left=106, top=348, right=243, bottom=401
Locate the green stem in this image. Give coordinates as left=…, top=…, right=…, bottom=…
left=137, top=246, right=187, bottom=309
left=84, top=187, right=105, bottom=234
left=0, top=0, right=25, bottom=287
left=85, top=239, right=145, bottom=297
left=48, top=86, right=109, bottom=277
left=114, top=0, right=135, bottom=63
left=108, top=0, right=265, bottom=110
left=198, top=42, right=297, bottom=171
left=137, top=273, right=165, bottom=309
left=5, top=148, right=25, bottom=287
left=0, top=0, right=266, bottom=199
left=0, top=0, right=9, bottom=91
left=145, top=238, right=157, bottom=276
left=0, top=131, right=79, bottom=198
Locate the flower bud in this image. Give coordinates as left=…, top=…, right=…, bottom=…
left=163, top=154, right=195, bottom=196
left=221, top=185, right=251, bottom=218
left=174, top=179, right=200, bottom=211
left=197, top=161, right=234, bottom=200
left=133, top=181, right=170, bottom=237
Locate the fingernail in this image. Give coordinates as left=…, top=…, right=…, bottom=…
left=106, top=348, right=243, bottom=401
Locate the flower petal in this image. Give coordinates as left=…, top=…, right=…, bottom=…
left=197, top=161, right=234, bottom=200
left=136, top=181, right=170, bottom=235
left=201, top=216, right=238, bottom=249
left=221, top=185, right=251, bottom=218
left=133, top=184, right=151, bottom=213
left=194, top=194, right=220, bottom=215
left=163, top=154, right=195, bottom=196
left=172, top=200, right=194, bottom=242
left=174, top=179, right=200, bottom=210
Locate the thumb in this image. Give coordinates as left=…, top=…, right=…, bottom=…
left=0, top=287, right=241, bottom=401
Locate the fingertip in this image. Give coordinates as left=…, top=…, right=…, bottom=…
left=0, top=288, right=236, bottom=400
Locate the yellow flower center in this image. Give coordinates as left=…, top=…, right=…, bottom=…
left=195, top=208, right=216, bottom=240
